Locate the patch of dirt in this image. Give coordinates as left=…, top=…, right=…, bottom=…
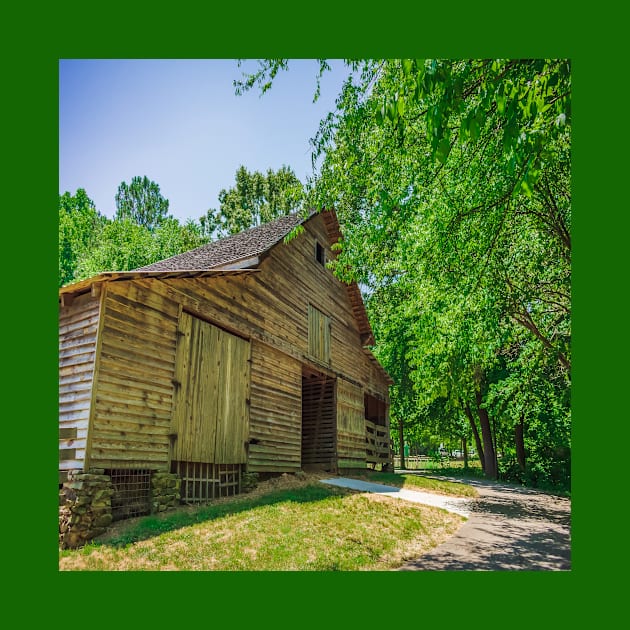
left=242, top=471, right=335, bottom=499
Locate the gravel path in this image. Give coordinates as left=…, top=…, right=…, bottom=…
left=396, top=474, right=571, bottom=571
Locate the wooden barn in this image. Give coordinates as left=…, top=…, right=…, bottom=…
left=59, top=209, right=392, bottom=515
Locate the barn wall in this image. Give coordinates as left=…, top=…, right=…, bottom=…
left=66, top=214, right=389, bottom=475
left=148, top=213, right=390, bottom=472
left=336, top=379, right=367, bottom=469
left=156, top=214, right=388, bottom=395
left=88, top=281, right=179, bottom=470
left=294, top=216, right=388, bottom=396
left=59, top=292, right=101, bottom=476
left=248, top=340, right=302, bottom=473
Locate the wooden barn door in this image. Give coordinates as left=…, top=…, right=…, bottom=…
left=171, top=312, right=251, bottom=465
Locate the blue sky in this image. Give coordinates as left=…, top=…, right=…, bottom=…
left=59, top=59, right=349, bottom=223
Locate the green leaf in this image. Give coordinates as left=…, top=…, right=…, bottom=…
left=397, top=95, right=405, bottom=117
left=459, top=116, right=470, bottom=140
left=376, top=104, right=383, bottom=125
left=520, top=178, right=533, bottom=197
left=414, top=79, right=423, bottom=101
left=436, top=137, right=451, bottom=164
left=470, top=118, right=480, bottom=141
left=507, top=154, right=516, bottom=174
left=388, top=102, right=397, bottom=122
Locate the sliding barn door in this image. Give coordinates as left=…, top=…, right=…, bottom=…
left=171, top=312, right=251, bottom=464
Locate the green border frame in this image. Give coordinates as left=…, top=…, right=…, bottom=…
left=6, top=1, right=619, bottom=625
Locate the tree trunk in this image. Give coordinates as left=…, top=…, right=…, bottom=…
left=398, top=417, right=406, bottom=470
left=515, top=414, right=526, bottom=471
left=475, top=390, right=497, bottom=479
left=464, top=402, right=485, bottom=472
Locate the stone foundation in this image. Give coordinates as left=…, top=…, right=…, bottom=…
left=59, top=469, right=113, bottom=549
left=151, top=472, right=181, bottom=512
left=59, top=469, right=182, bottom=549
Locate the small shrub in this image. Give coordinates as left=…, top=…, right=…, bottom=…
left=498, top=455, right=570, bottom=496
left=241, top=472, right=259, bottom=493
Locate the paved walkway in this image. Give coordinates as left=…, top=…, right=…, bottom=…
left=321, top=474, right=571, bottom=571
left=320, top=477, right=473, bottom=517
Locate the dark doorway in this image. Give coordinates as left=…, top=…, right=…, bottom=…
left=301, top=368, right=336, bottom=471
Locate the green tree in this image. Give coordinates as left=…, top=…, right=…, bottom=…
left=365, top=283, right=419, bottom=470
left=59, top=188, right=107, bottom=286
left=201, top=165, right=304, bottom=238
left=75, top=216, right=207, bottom=279
left=75, top=219, right=154, bottom=277
left=65, top=176, right=210, bottom=281
left=236, top=59, right=571, bottom=486
left=115, top=175, right=170, bottom=231
left=150, top=217, right=208, bottom=261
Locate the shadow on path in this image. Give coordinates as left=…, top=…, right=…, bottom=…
left=397, top=476, right=571, bottom=571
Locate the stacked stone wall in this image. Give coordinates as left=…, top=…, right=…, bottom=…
left=59, top=469, right=113, bottom=549
left=151, top=472, right=181, bottom=512
left=59, top=469, right=182, bottom=549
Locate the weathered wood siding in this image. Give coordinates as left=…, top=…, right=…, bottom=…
left=308, top=304, right=331, bottom=365
left=248, top=341, right=302, bottom=472
left=62, top=213, right=389, bottom=475
left=59, top=293, right=100, bottom=474
left=303, top=217, right=386, bottom=395
left=158, top=214, right=385, bottom=392
left=149, top=213, right=389, bottom=472
left=336, top=379, right=367, bottom=469
left=171, top=312, right=250, bottom=464
left=89, top=281, right=179, bottom=470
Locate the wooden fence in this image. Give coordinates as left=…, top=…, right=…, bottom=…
left=365, top=419, right=391, bottom=468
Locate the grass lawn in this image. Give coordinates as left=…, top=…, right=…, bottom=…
left=59, top=473, right=473, bottom=571
left=349, top=470, right=480, bottom=497
left=394, top=457, right=484, bottom=472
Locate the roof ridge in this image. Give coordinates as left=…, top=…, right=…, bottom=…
left=134, top=210, right=312, bottom=272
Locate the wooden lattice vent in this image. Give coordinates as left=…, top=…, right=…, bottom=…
left=171, top=461, right=242, bottom=503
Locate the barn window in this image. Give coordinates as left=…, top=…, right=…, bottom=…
left=308, top=304, right=331, bottom=364
left=315, top=242, right=326, bottom=266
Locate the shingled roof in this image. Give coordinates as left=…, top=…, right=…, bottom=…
left=136, top=213, right=308, bottom=272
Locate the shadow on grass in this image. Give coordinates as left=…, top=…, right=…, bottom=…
left=91, top=483, right=348, bottom=549
left=399, top=467, right=487, bottom=480
left=351, top=470, right=480, bottom=497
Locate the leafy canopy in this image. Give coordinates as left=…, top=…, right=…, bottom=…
left=235, top=59, right=571, bottom=487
